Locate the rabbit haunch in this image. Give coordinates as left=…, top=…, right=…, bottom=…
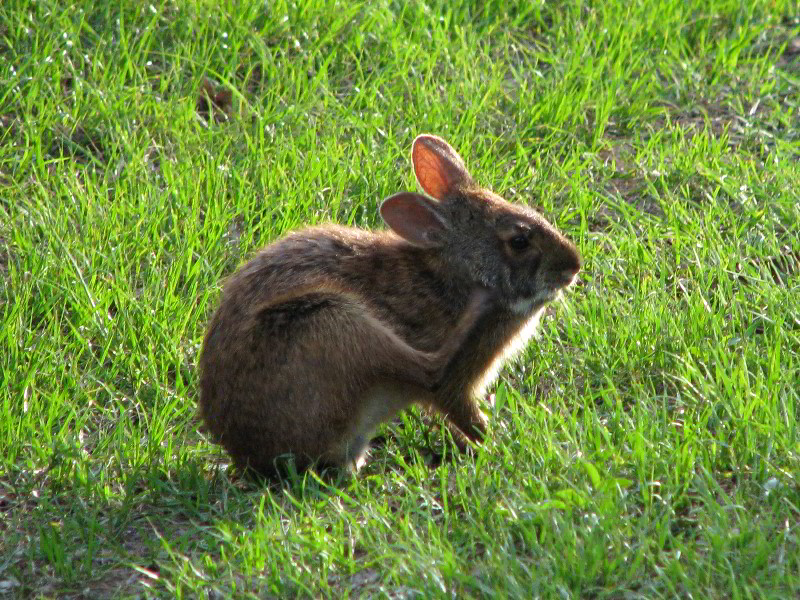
left=198, top=134, right=581, bottom=476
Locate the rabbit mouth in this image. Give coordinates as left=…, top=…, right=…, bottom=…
left=509, top=268, right=578, bottom=315
left=509, top=289, right=560, bottom=315
left=536, top=287, right=562, bottom=306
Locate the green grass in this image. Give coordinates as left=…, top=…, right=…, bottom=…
left=1, top=0, right=798, bottom=597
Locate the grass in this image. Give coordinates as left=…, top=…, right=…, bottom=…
left=1, top=0, right=798, bottom=597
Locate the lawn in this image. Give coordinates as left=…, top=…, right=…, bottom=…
left=1, top=0, right=798, bottom=598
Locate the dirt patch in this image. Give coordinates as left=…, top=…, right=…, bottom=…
left=196, top=79, right=234, bottom=124
left=595, top=141, right=664, bottom=219
left=329, top=568, right=381, bottom=596
left=781, top=36, right=800, bottom=62
left=738, top=247, right=800, bottom=287
left=592, top=78, right=796, bottom=226
left=0, top=236, right=8, bottom=281
left=48, top=124, right=107, bottom=165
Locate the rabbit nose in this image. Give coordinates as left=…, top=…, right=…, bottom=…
left=559, top=244, right=582, bottom=280
left=549, top=255, right=580, bottom=287
left=549, top=251, right=581, bottom=284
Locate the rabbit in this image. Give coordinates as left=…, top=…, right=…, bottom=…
left=198, top=134, right=582, bottom=477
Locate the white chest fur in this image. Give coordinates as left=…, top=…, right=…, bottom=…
left=471, top=306, right=545, bottom=397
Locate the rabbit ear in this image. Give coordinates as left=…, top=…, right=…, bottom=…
left=412, top=135, right=473, bottom=200
left=379, top=192, right=449, bottom=249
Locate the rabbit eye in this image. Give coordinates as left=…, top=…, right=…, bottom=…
left=508, top=235, right=529, bottom=252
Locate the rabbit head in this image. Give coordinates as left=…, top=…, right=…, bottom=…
left=380, top=135, right=582, bottom=315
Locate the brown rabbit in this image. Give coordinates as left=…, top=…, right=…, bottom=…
left=198, top=134, right=581, bottom=477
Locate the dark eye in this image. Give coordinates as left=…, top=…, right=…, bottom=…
left=508, top=235, right=529, bottom=252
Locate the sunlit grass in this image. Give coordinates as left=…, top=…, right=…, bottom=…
left=1, top=0, right=798, bottom=597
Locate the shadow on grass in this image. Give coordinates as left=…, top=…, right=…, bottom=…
left=1, top=450, right=346, bottom=596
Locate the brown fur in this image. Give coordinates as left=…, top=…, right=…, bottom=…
left=198, top=134, right=581, bottom=477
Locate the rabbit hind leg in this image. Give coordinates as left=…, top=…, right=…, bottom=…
left=325, top=384, right=422, bottom=471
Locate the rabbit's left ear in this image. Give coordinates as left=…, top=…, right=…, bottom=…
left=412, top=134, right=473, bottom=200
left=379, top=192, right=450, bottom=249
